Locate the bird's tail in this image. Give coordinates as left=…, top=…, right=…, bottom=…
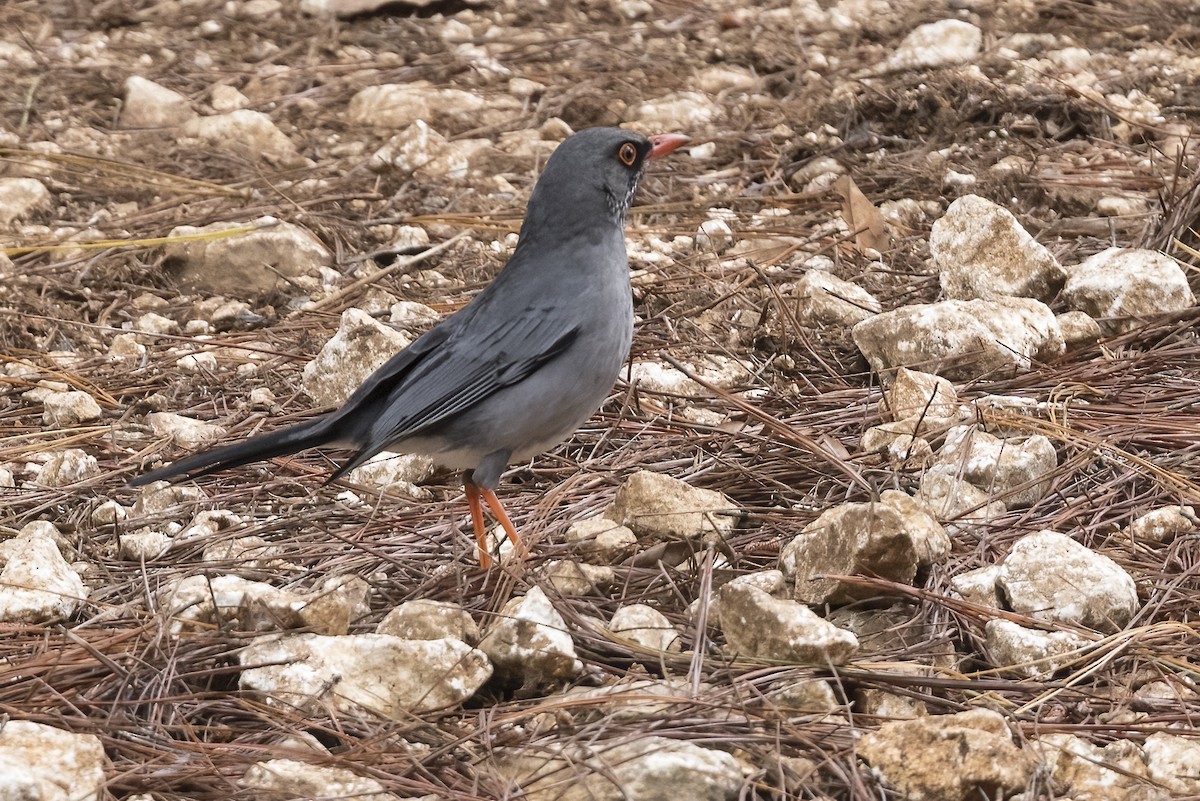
left=128, top=416, right=342, bottom=487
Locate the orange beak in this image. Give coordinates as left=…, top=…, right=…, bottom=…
left=648, top=133, right=691, bottom=159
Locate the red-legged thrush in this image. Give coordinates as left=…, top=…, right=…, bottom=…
left=130, top=127, right=690, bottom=567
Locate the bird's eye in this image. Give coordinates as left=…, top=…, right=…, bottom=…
left=618, top=142, right=638, bottom=166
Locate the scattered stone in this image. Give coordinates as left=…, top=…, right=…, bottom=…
left=42, top=390, right=103, bottom=426
left=369, top=119, right=449, bottom=173
left=164, top=217, right=331, bottom=299
left=793, top=269, right=881, bottom=327
left=0, top=720, right=107, bottom=801
left=91, top=499, right=128, bottom=526
left=887, top=367, right=958, bottom=429
left=161, top=574, right=369, bottom=635
left=858, top=708, right=1035, bottom=801
left=878, top=20, right=983, bottom=73
left=1056, top=309, right=1103, bottom=348
left=119, top=76, right=196, bottom=128
left=779, top=497, right=949, bottom=604
left=628, top=355, right=749, bottom=396
left=763, top=677, right=840, bottom=714
left=605, top=470, right=739, bottom=544
left=210, top=84, right=249, bottom=112
left=855, top=667, right=929, bottom=720
left=948, top=565, right=1002, bottom=609
left=108, top=332, right=147, bottom=361
left=0, top=521, right=88, bottom=623
left=134, top=311, right=179, bottom=336
left=0, top=177, right=51, bottom=226
left=145, top=411, right=226, bottom=451
left=119, top=528, right=174, bottom=560
left=241, top=758, right=400, bottom=801
left=1144, top=732, right=1200, bottom=794
left=852, top=297, right=1065, bottom=381
left=302, top=308, right=412, bottom=405
left=536, top=560, right=614, bottom=595
left=933, top=426, right=1058, bottom=508
left=931, top=194, right=1065, bottom=301
left=478, top=586, right=581, bottom=685
left=1030, top=733, right=1164, bottom=801
left=860, top=425, right=935, bottom=470
left=347, top=82, right=517, bottom=130
left=696, top=217, right=734, bottom=252
left=564, top=517, right=638, bottom=562
left=629, top=91, right=719, bottom=131
left=132, top=481, right=205, bottom=515
left=240, top=633, right=492, bottom=717
left=376, top=599, right=480, bottom=644
left=916, top=472, right=1007, bottom=531
left=36, top=448, right=101, bottom=486
left=1062, top=247, right=1196, bottom=333
left=178, top=509, right=243, bottom=541
left=182, top=110, right=299, bottom=163
left=176, top=350, right=217, bottom=372
left=985, top=619, right=1092, bottom=679
left=718, top=584, right=858, bottom=665
left=345, top=451, right=435, bottom=499
left=555, top=676, right=710, bottom=724
left=500, top=736, right=742, bottom=801
left=608, top=603, right=680, bottom=652
left=1128, top=505, right=1198, bottom=544
left=997, top=530, right=1138, bottom=633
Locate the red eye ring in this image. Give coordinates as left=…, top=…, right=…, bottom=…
left=618, top=142, right=638, bottom=166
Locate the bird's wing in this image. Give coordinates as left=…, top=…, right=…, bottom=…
left=325, top=303, right=578, bottom=479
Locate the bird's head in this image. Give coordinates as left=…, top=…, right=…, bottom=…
left=521, top=127, right=689, bottom=242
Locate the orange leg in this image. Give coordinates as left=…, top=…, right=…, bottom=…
left=481, top=487, right=530, bottom=559
left=464, top=481, right=490, bottom=569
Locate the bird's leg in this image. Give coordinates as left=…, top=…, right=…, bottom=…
left=463, top=477, right=491, bottom=569
left=480, top=487, right=530, bottom=559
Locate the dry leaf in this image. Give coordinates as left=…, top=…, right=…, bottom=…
left=835, top=174, right=890, bottom=253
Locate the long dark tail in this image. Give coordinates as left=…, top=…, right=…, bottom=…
left=128, top=416, right=343, bottom=487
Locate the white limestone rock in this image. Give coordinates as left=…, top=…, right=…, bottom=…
left=780, top=497, right=949, bottom=604
left=0, top=720, right=107, bottom=801
left=35, top=448, right=100, bottom=486
left=478, top=586, right=581, bottom=684
left=119, top=76, right=196, bottom=128
left=931, top=194, right=1065, bottom=301
left=858, top=709, right=1035, bottom=801
left=793, top=269, right=881, bottom=327
left=1128, top=505, right=1198, bottom=544
left=241, top=758, right=401, bottom=800
left=629, top=91, right=719, bottom=130
left=536, top=560, right=615, bottom=595
left=565, top=516, right=638, bottom=562
left=376, top=599, right=480, bottom=644
left=1144, top=732, right=1200, bottom=794
left=161, top=573, right=369, bottom=635
left=239, top=633, right=491, bottom=716
left=1030, top=733, right=1162, bottom=801
left=719, top=584, right=858, bottom=665
left=0, top=177, right=51, bottom=227
left=164, top=217, right=331, bottom=298
left=301, top=308, right=412, bottom=406
left=916, top=471, right=1007, bottom=532
left=878, top=20, right=983, bottom=73
left=1063, top=247, right=1196, bottom=333
left=997, top=530, right=1138, bottom=633
left=985, top=619, right=1092, bottom=679
left=933, top=426, right=1058, bottom=509
left=499, top=736, right=742, bottom=801
left=345, top=451, right=435, bottom=499
left=42, top=390, right=102, bottom=426
left=606, top=470, right=739, bottom=544
left=0, top=521, right=88, bottom=623
left=182, top=109, right=299, bottom=163
left=852, top=297, right=1065, bottom=381
left=145, top=411, right=226, bottom=451
left=608, top=603, right=680, bottom=653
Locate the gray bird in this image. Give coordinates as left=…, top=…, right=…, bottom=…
left=130, top=127, right=689, bottom=567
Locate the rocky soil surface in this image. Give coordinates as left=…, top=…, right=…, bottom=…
left=3, top=0, right=1200, bottom=799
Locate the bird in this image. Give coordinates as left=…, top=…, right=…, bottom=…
left=129, top=126, right=690, bottom=567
